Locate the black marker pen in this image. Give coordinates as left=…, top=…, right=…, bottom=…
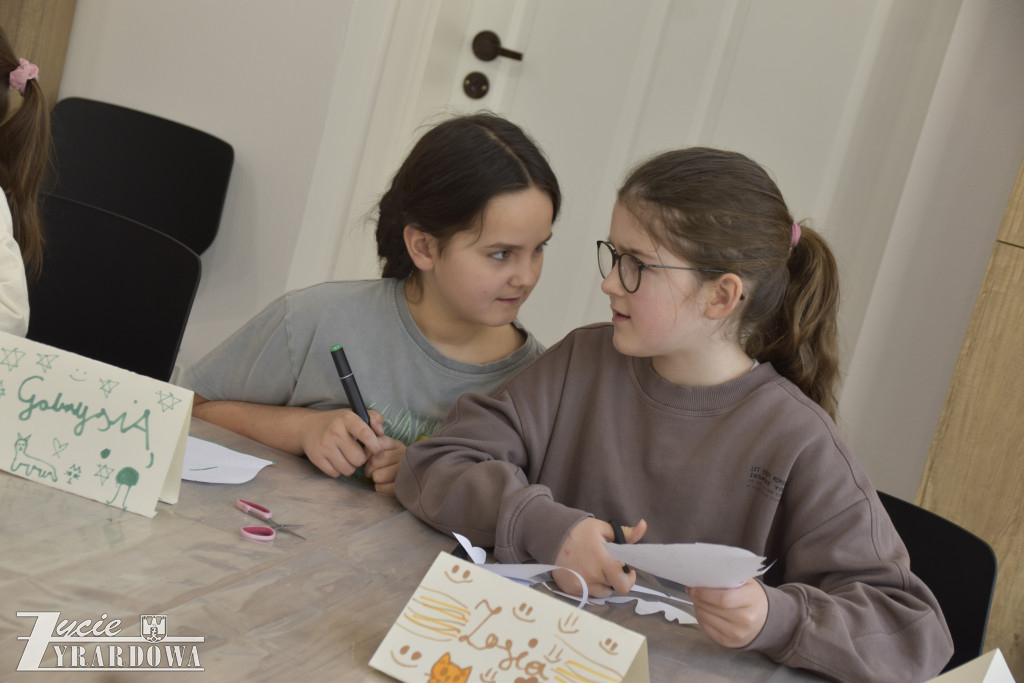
left=330, top=344, right=370, bottom=425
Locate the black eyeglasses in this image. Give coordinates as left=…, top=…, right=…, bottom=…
left=596, top=240, right=727, bottom=293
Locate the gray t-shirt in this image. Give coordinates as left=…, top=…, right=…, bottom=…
left=182, top=278, right=544, bottom=444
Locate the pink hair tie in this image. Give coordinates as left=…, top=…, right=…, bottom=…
left=8, top=58, right=39, bottom=95
left=790, top=221, right=802, bottom=247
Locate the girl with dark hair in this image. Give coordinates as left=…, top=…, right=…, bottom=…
left=185, top=113, right=560, bottom=493
left=0, top=27, right=50, bottom=336
left=396, top=147, right=952, bottom=681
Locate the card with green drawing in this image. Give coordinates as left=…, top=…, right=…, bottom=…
left=0, top=331, right=192, bottom=517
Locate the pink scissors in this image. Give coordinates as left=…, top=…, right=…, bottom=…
left=235, top=499, right=306, bottom=542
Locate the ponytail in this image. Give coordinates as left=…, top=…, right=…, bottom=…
left=619, top=148, right=841, bottom=419
left=0, top=30, right=51, bottom=280
left=744, top=224, right=840, bottom=420
left=377, top=186, right=414, bottom=279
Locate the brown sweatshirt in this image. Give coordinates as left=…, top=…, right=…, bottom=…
left=396, top=323, right=953, bottom=682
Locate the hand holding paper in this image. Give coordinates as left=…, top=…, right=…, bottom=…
left=453, top=530, right=771, bottom=631
left=687, top=579, right=769, bottom=648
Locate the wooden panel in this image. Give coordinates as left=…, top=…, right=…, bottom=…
left=998, top=157, right=1024, bottom=248
left=0, top=0, right=77, bottom=110
left=921, top=239, right=1024, bottom=674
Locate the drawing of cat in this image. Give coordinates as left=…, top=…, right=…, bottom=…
left=11, top=434, right=58, bottom=482
left=428, top=652, right=472, bottom=683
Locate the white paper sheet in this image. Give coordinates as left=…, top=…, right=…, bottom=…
left=182, top=436, right=274, bottom=484
left=606, top=542, right=768, bottom=589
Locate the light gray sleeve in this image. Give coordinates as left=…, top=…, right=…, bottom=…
left=180, top=294, right=300, bottom=405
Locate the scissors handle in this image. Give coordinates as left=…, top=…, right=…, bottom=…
left=240, top=526, right=275, bottom=543
left=236, top=499, right=272, bottom=520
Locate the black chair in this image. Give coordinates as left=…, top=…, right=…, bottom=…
left=877, top=491, right=997, bottom=672
left=27, top=195, right=201, bottom=382
left=47, top=97, right=234, bottom=255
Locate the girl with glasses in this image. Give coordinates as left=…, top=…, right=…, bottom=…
left=396, top=147, right=952, bottom=680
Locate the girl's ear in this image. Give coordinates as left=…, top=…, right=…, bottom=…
left=704, top=273, right=745, bottom=320
left=403, top=225, right=437, bottom=271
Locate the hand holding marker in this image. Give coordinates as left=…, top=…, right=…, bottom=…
left=330, top=344, right=370, bottom=478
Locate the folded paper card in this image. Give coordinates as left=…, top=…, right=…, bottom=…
left=926, top=649, right=1016, bottom=683
left=370, top=551, right=650, bottom=683
left=0, top=331, right=192, bottom=517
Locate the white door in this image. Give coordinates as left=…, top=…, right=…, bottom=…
left=327, top=0, right=960, bottom=350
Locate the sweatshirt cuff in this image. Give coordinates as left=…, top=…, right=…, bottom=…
left=745, top=583, right=802, bottom=658
left=498, top=492, right=592, bottom=564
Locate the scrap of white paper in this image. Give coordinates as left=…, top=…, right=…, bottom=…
left=452, top=532, right=487, bottom=563
left=606, top=542, right=767, bottom=589
left=601, top=596, right=697, bottom=625
left=182, top=436, right=274, bottom=484
left=541, top=583, right=698, bottom=625
left=452, top=532, right=590, bottom=606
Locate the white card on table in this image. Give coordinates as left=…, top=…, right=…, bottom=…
left=371, top=551, right=649, bottom=683
left=0, top=331, right=192, bottom=517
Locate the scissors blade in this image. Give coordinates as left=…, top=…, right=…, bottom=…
left=264, top=517, right=305, bottom=538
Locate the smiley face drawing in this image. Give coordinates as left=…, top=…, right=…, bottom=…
left=558, top=612, right=580, bottom=634
left=389, top=644, right=422, bottom=668
left=444, top=563, right=473, bottom=584
left=512, top=602, right=536, bottom=623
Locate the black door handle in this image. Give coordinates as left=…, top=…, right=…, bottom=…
left=472, top=30, right=524, bottom=61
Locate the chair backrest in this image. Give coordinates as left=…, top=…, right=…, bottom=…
left=877, top=491, right=997, bottom=672
left=27, top=195, right=202, bottom=382
left=48, top=97, right=234, bottom=255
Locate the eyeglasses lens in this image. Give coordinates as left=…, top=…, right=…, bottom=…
left=597, top=241, right=640, bottom=292
left=598, top=242, right=614, bottom=278
left=619, top=254, right=639, bottom=291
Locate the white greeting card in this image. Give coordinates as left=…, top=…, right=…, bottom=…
left=0, top=331, right=192, bottom=517
left=371, top=552, right=649, bottom=683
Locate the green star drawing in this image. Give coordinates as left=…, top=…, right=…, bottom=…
left=99, top=378, right=119, bottom=398
left=1, top=346, right=25, bottom=371
left=35, top=353, right=59, bottom=372
left=95, top=463, right=114, bottom=484
left=156, top=390, right=182, bottom=412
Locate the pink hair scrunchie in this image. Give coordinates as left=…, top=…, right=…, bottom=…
left=9, top=58, right=39, bottom=95
left=790, top=221, right=802, bottom=247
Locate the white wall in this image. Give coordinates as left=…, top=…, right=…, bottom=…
left=58, top=0, right=1024, bottom=499
left=839, top=0, right=1024, bottom=498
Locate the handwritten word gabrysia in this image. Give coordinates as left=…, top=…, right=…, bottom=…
left=17, top=376, right=151, bottom=449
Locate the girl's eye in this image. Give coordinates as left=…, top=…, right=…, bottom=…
left=535, top=241, right=549, bottom=253
left=490, top=250, right=511, bottom=261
